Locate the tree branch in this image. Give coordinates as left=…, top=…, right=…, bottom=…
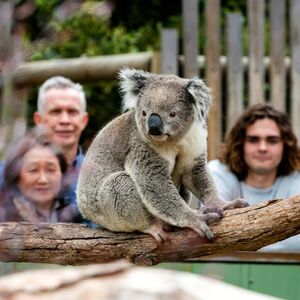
left=0, top=196, right=300, bottom=266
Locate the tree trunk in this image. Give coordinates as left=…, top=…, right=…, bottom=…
left=0, top=196, right=299, bottom=266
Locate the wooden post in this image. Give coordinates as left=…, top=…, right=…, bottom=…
left=0, top=1, right=27, bottom=158
left=0, top=0, right=13, bottom=119
left=290, top=0, right=300, bottom=141
left=270, top=0, right=286, bottom=111
left=226, top=13, right=244, bottom=132
left=150, top=52, right=161, bottom=74
left=248, top=0, right=265, bottom=105
left=161, top=29, right=179, bottom=75
left=205, top=0, right=221, bottom=159
left=182, top=0, right=199, bottom=78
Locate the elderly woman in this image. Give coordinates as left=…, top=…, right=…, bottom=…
left=0, top=128, right=80, bottom=223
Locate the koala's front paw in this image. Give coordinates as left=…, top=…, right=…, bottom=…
left=200, top=206, right=224, bottom=218
left=223, top=198, right=249, bottom=210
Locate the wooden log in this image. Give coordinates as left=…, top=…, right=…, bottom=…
left=11, top=52, right=153, bottom=87
left=0, top=260, right=278, bottom=300
left=0, top=196, right=300, bottom=266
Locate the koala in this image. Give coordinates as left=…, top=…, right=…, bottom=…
left=77, top=69, right=248, bottom=242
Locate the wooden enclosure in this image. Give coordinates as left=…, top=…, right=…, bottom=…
left=1, top=0, right=300, bottom=160
left=162, top=0, right=300, bottom=159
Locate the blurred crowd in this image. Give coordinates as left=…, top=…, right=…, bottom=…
left=0, top=76, right=92, bottom=225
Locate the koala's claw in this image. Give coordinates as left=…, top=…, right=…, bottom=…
left=223, top=198, right=249, bottom=210
left=190, top=222, right=214, bottom=241
left=202, top=212, right=222, bottom=225
left=201, top=206, right=224, bottom=217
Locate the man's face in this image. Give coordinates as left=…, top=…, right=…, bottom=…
left=243, top=118, right=284, bottom=175
left=34, top=88, right=88, bottom=151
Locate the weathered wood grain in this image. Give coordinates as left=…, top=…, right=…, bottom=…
left=0, top=196, right=299, bottom=266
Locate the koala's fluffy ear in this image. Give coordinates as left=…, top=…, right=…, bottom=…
left=119, top=68, right=151, bottom=111
left=186, top=78, right=212, bottom=120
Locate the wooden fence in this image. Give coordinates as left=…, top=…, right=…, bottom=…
left=1, top=0, right=300, bottom=160
left=162, top=0, right=300, bottom=159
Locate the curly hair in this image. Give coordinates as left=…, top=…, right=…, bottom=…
left=220, top=103, right=300, bottom=180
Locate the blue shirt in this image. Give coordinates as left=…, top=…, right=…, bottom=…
left=60, top=147, right=85, bottom=206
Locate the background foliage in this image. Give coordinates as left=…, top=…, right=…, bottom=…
left=13, top=0, right=247, bottom=148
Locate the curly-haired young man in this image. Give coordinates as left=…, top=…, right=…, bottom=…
left=208, top=103, right=300, bottom=250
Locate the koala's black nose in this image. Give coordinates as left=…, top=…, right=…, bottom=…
left=148, top=113, right=163, bottom=135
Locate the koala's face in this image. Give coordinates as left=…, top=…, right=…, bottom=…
left=119, top=69, right=211, bottom=143
left=136, top=80, right=195, bottom=142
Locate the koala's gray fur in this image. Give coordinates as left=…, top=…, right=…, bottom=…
left=77, top=69, right=247, bottom=242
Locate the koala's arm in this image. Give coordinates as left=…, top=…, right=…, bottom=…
left=182, top=154, right=248, bottom=210
left=182, top=154, right=229, bottom=207
left=125, top=143, right=198, bottom=228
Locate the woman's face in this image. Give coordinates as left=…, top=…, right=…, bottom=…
left=18, top=146, right=62, bottom=207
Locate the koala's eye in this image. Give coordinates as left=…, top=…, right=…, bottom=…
left=142, top=110, right=147, bottom=116
left=169, top=111, right=176, bottom=118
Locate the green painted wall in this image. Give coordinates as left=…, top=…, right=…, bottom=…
left=158, top=262, right=300, bottom=300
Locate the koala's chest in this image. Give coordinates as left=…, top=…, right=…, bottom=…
left=154, top=121, right=207, bottom=184
left=154, top=147, right=178, bottom=175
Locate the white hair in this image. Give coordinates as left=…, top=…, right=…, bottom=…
left=37, top=76, right=87, bottom=115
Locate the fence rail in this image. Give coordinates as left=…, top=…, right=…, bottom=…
left=9, top=52, right=154, bottom=87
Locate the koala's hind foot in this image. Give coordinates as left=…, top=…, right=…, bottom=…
left=144, top=220, right=171, bottom=243
left=223, top=198, right=249, bottom=210
left=189, top=209, right=223, bottom=240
